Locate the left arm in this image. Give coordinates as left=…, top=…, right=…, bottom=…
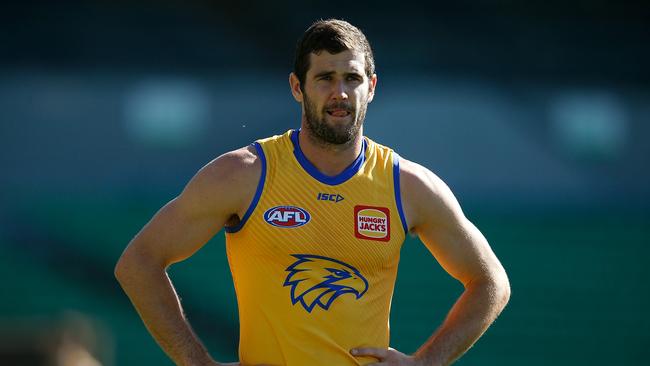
left=352, top=158, right=510, bottom=366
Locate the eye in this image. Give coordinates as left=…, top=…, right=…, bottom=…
left=326, top=268, right=350, bottom=278
left=319, top=75, right=333, bottom=81
left=346, top=75, right=362, bottom=82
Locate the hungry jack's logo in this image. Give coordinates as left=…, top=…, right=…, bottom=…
left=354, top=205, right=390, bottom=242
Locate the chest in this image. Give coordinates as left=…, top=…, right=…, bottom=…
left=245, top=177, right=401, bottom=273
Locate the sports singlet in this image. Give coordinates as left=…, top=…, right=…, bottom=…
left=225, top=129, right=407, bottom=365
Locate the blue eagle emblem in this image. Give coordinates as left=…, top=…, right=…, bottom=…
left=283, top=254, right=369, bottom=312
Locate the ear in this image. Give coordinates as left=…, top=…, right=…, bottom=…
left=367, top=73, right=378, bottom=103
left=289, top=73, right=303, bottom=103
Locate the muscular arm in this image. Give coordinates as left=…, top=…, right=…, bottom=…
left=402, top=159, right=511, bottom=365
left=114, top=146, right=261, bottom=366
left=354, top=159, right=511, bottom=365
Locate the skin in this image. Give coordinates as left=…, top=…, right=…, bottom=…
left=351, top=157, right=510, bottom=366
left=115, top=49, right=510, bottom=366
left=289, top=49, right=376, bottom=175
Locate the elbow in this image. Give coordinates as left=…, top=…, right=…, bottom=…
left=115, top=243, right=166, bottom=287
left=114, top=252, right=131, bottom=286
left=114, top=245, right=148, bottom=287
left=471, top=268, right=510, bottom=311
left=500, top=278, right=511, bottom=308
left=494, top=269, right=511, bottom=310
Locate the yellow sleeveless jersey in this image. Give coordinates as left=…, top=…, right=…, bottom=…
left=225, top=129, right=407, bottom=366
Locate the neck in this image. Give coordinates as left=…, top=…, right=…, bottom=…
left=298, top=124, right=364, bottom=177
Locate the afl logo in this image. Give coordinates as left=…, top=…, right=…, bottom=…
left=264, top=206, right=311, bottom=228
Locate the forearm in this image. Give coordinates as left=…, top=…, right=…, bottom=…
left=115, top=253, right=214, bottom=366
left=414, top=276, right=510, bottom=366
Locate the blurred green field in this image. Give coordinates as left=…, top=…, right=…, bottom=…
left=1, top=196, right=648, bottom=365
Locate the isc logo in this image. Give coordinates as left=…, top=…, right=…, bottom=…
left=264, top=206, right=311, bottom=228
left=317, top=193, right=344, bottom=203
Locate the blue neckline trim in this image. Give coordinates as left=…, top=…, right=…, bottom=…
left=225, top=142, right=266, bottom=233
left=393, top=153, right=409, bottom=235
left=290, top=129, right=366, bottom=186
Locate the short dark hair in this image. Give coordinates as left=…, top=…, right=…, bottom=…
left=293, top=19, right=375, bottom=89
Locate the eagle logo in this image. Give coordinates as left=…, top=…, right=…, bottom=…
left=283, top=254, right=369, bottom=313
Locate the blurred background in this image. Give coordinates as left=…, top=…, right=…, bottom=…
left=1, top=0, right=649, bottom=365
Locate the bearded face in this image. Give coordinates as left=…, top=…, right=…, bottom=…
left=302, top=90, right=369, bottom=145
left=295, top=50, right=376, bottom=146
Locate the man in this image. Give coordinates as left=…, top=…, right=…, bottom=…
left=115, top=19, right=510, bottom=366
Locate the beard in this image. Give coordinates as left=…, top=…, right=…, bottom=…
left=303, top=93, right=368, bottom=146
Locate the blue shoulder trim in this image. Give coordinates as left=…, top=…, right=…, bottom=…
left=290, top=129, right=366, bottom=186
left=225, top=142, right=266, bottom=233
left=393, top=153, right=408, bottom=235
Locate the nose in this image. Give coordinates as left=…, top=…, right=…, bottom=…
left=331, top=79, right=348, bottom=101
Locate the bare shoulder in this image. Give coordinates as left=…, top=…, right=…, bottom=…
left=178, top=144, right=262, bottom=218
left=399, top=157, right=465, bottom=231
left=196, top=144, right=261, bottom=185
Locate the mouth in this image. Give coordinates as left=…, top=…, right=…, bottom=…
left=326, top=109, right=351, bottom=118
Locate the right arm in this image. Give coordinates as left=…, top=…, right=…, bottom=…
left=114, top=145, right=261, bottom=366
